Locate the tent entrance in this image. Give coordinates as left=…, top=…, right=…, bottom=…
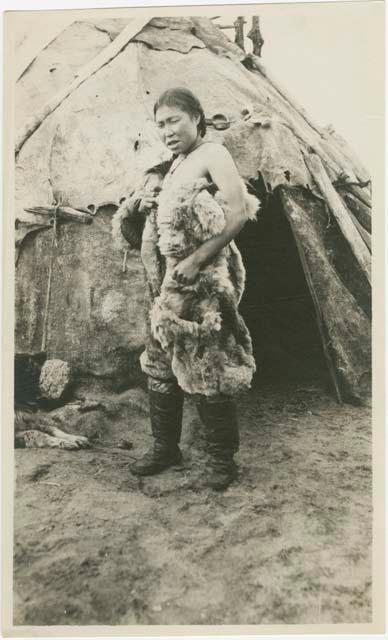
left=236, top=184, right=330, bottom=390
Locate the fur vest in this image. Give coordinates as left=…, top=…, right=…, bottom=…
left=113, top=168, right=260, bottom=396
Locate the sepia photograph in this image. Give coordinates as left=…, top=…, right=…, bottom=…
left=3, top=0, right=385, bottom=634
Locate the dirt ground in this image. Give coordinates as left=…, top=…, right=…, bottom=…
left=13, top=378, right=372, bottom=626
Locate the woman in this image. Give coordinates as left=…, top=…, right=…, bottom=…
left=113, top=88, right=259, bottom=490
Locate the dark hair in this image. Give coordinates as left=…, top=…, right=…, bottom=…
left=153, top=87, right=207, bottom=138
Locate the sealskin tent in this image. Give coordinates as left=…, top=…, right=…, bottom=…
left=14, top=17, right=371, bottom=404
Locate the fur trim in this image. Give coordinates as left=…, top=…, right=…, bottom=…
left=169, top=335, right=256, bottom=397
left=227, top=241, right=246, bottom=305
left=150, top=299, right=222, bottom=350
left=111, top=170, right=166, bottom=252
left=140, top=212, right=164, bottom=297
left=111, top=200, right=134, bottom=252
left=214, top=181, right=260, bottom=221
left=245, top=186, right=261, bottom=220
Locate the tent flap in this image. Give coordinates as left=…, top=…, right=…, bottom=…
left=134, top=21, right=205, bottom=54
left=279, top=186, right=371, bottom=403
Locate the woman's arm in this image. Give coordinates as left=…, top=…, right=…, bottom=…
left=173, top=145, right=248, bottom=285
left=112, top=174, right=160, bottom=251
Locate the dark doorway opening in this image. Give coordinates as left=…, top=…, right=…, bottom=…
left=236, top=183, right=330, bottom=390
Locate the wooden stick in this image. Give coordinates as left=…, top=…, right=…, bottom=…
left=15, top=19, right=150, bottom=157
left=24, top=205, right=93, bottom=224
left=41, top=232, right=55, bottom=353
left=233, top=17, right=246, bottom=51
left=122, top=250, right=128, bottom=273
left=339, top=191, right=371, bottom=233
left=304, top=153, right=371, bottom=286
left=347, top=184, right=372, bottom=209
left=247, top=17, right=264, bottom=57
left=347, top=209, right=371, bottom=252
left=39, top=481, right=61, bottom=487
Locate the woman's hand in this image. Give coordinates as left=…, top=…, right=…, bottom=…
left=173, top=254, right=200, bottom=285
left=138, top=187, right=160, bottom=214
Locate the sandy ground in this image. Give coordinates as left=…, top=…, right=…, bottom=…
left=13, top=379, right=372, bottom=626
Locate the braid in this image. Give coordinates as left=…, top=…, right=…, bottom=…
left=197, top=104, right=207, bottom=138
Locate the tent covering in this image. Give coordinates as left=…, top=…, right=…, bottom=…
left=15, top=17, right=371, bottom=402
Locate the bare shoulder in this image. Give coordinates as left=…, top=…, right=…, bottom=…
left=201, top=142, right=231, bottom=160
left=199, top=142, right=234, bottom=172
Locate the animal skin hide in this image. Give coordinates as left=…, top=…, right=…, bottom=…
left=112, top=169, right=260, bottom=396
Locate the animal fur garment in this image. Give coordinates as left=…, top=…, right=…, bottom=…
left=112, top=168, right=166, bottom=252
left=112, top=168, right=260, bottom=397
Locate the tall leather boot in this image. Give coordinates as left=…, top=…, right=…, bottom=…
left=131, top=387, right=184, bottom=476
left=198, top=397, right=239, bottom=491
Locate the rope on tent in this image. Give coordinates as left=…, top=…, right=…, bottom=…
left=41, top=199, right=61, bottom=353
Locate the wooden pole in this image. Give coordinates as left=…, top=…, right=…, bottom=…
left=233, top=17, right=246, bottom=51
left=346, top=209, right=372, bottom=252
left=24, top=205, right=94, bottom=224
left=41, top=212, right=58, bottom=353
left=338, top=191, right=372, bottom=233
left=247, top=17, right=264, bottom=57
left=347, top=184, right=372, bottom=209
left=304, top=153, right=371, bottom=286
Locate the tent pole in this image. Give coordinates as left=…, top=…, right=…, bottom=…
left=337, top=190, right=371, bottom=234
left=247, top=17, right=264, bottom=57
left=345, top=209, right=372, bottom=252
left=304, top=153, right=371, bottom=286
left=41, top=216, right=58, bottom=353
left=233, top=17, right=246, bottom=51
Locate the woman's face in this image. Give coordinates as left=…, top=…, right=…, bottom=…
left=155, top=104, right=200, bottom=155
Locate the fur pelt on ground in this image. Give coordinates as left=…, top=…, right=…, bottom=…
left=14, top=355, right=90, bottom=449
left=14, top=408, right=90, bottom=449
